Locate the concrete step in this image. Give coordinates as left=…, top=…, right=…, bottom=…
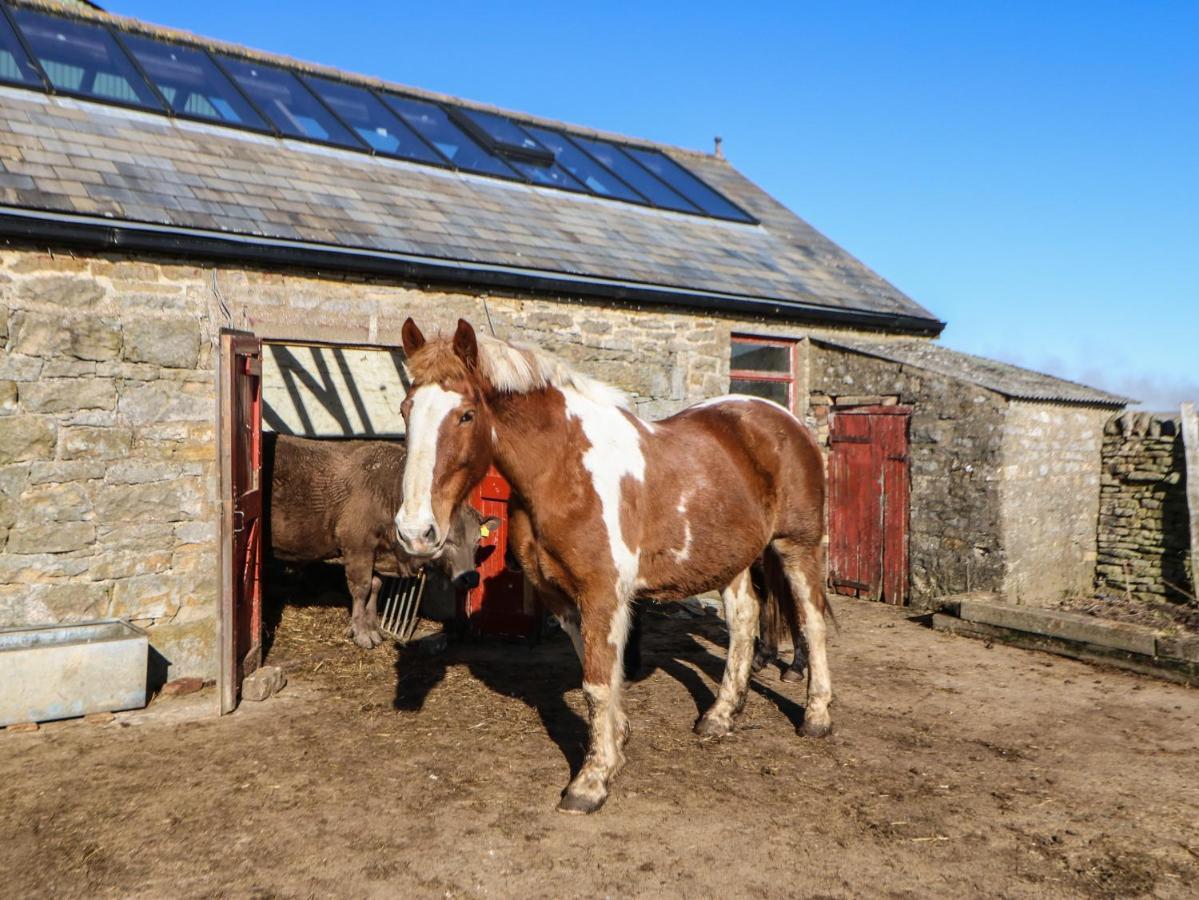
left=945, top=597, right=1157, bottom=656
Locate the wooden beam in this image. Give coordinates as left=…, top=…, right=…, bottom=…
left=1182, top=402, right=1199, bottom=598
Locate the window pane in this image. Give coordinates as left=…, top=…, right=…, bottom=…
left=571, top=136, right=698, bottom=213
left=381, top=94, right=517, bottom=178
left=456, top=107, right=545, bottom=155
left=731, top=340, right=791, bottom=372
left=120, top=34, right=265, bottom=128
left=219, top=55, right=360, bottom=146
left=509, top=158, right=585, bottom=190
left=523, top=126, right=645, bottom=202
left=12, top=8, right=161, bottom=109
left=730, top=378, right=789, bottom=407
left=306, top=76, right=443, bottom=164
left=625, top=147, right=752, bottom=222
left=0, top=10, right=40, bottom=85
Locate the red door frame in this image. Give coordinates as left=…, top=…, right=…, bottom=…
left=218, top=331, right=264, bottom=713
left=827, top=405, right=911, bottom=605
left=463, top=468, right=537, bottom=637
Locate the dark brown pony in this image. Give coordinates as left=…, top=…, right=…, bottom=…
left=396, top=319, right=833, bottom=814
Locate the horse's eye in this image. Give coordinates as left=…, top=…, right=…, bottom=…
left=459, top=410, right=475, bottom=424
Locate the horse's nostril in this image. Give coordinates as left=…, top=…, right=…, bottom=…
left=424, top=525, right=437, bottom=543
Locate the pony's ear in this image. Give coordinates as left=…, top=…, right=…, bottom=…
left=401, top=318, right=425, bottom=356
left=452, top=319, right=479, bottom=371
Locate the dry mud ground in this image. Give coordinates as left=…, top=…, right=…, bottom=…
left=2, top=596, right=1197, bottom=899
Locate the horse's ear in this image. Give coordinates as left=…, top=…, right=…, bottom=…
left=401, top=318, right=425, bottom=356
left=452, top=319, right=479, bottom=371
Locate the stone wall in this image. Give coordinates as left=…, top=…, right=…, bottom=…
left=809, top=344, right=1008, bottom=605
left=999, top=401, right=1109, bottom=605
left=6, top=243, right=909, bottom=679
left=1097, top=412, right=1192, bottom=602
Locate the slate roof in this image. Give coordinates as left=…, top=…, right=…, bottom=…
left=0, top=0, right=942, bottom=332
left=813, top=337, right=1131, bottom=407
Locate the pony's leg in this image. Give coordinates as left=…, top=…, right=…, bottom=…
left=782, top=621, right=807, bottom=684
left=365, top=574, right=383, bottom=637
left=558, top=593, right=633, bottom=815
left=695, top=568, right=757, bottom=738
left=752, top=595, right=778, bottom=674
left=537, top=586, right=585, bottom=663
left=344, top=552, right=383, bottom=649
left=774, top=539, right=832, bottom=736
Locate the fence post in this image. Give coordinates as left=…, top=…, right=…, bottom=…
left=1182, top=402, right=1199, bottom=597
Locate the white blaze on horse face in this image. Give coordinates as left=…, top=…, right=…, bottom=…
left=562, top=389, right=645, bottom=611
left=397, top=384, right=461, bottom=555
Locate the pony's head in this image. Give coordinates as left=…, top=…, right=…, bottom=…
left=395, top=318, right=494, bottom=557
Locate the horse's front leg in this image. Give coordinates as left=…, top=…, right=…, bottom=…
left=558, top=592, right=633, bottom=815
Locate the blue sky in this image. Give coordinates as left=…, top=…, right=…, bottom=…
left=108, top=1, right=1199, bottom=409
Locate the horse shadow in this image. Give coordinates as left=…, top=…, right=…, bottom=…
left=391, top=603, right=810, bottom=779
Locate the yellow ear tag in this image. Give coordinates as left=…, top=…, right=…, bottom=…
left=480, top=525, right=490, bottom=538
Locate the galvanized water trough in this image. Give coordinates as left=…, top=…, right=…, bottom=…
left=0, top=619, right=149, bottom=726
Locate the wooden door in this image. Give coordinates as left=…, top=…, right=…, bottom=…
left=464, top=468, right=536, bottom=637
left=828, top=406, right=910, bottom=604
left=219, top=332, right=264, bottom=713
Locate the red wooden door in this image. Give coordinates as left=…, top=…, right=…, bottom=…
left=219, top=332, right=264, bottom=713
left=828, top=406, right=910, bottom=605
left=464, top=468, right=536, bottom=637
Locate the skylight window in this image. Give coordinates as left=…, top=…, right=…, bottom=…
left=381, top=94, right=518, bottom=179
left=0, top=6, right=40, bottom=85
left=452, top=108, right=552, bottom=163
left=118, top=33, right=267, bottom=129
left=522, top=126, right=645, bottom=203
left=10, top=7, right=162, bottom=109
left=304, top=76, right=444, bottom=166
left=219, top=55, right=361, bottom=147
left=570, top=136, right=699, bottom=214
left=625, top=147, right=752, bottom=222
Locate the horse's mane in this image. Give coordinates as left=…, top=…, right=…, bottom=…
left=406, top=331, right=630, bottom=410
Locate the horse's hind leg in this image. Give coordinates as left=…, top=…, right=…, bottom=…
left=695, top=567, right=757, bottom=739
left=773, top=538, right=832, bottom=736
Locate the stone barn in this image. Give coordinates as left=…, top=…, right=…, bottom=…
left=0, top=0, right=1127, bottom=708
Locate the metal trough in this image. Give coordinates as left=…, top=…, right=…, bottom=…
left=0, top=619, right=149, bottom=726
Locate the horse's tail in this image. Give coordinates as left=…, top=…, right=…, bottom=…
left=757, top=547, right=797, bottom=654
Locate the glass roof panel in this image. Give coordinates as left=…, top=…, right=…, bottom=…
left=11, top=7, right=162, bottom=109
left=219, top=55, right=361, bottom=146
left=305, top=76, right=444, bottom=165
left=119, top=33, right=266, bottom=129
left=571, top=136, right=699, bottom=213
left=381, top=94, right=518, bottom=179
left=455, top=107, right=546, bottom=156
left=522, top=126, right=645, bottom=203
left=625, top=146, right=752, bottom=221
left=0, top=8, right=41, bottom=86
left=509, top=157, right=585, bottom=191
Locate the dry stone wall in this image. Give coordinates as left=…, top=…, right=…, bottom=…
left=1097, top=412, right=1192, bottom=603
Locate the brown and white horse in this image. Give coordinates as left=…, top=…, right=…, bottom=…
left=396, top=318, right=833, bottom=814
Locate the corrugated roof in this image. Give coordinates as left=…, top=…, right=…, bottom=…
left=0, top=0, right=942, bottom=331
left=813, top=337, right=1131, bottom=407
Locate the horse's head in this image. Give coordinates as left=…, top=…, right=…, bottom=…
left=395, top=318, right=494, bottom=556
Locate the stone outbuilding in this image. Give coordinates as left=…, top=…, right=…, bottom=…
left=0, top=0, right=1128, bottom=707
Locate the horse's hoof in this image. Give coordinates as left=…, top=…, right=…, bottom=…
left=557, top=790, right=607, bottom=815
left=351, top=630, right=377, bottom=650
left=781, top=666, right=805, bottom=684
left=694, top=713, right=732, bottom=739
left=801, top=715, right=833, bottom=738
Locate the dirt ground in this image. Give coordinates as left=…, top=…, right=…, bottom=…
left=2, top=592, right=1197, bottom=900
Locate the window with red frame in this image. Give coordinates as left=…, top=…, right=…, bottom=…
left=729, top=335, right=798, bottom=412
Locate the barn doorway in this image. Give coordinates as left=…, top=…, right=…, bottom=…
left=827, top=405, right=911, bottom=605
left=216, top=334, right=532, bottom=712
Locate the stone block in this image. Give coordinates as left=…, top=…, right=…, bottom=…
left=122, top=318, right=200, bottom=368
left=145, top=618, right=217, bottom=681
left=16, top=276, right=105, bottom=307
left=0, top=581, right=111, bottom=623
left=0, top=354, right=43, bottom=382
left=88, top=547, right=173, bottom=581
left=105, top=460, right=199, bottom=485
left=0, top=553, right=90, bottom=583
left=19, top=379, right=117, bottom=414
left=0, top=417, right=56, bottom=464
left=60, top=426, right=132, bottom=460
left=94, top=478, right=204, bottom=524
left=241, top=665, right=286, bottom=702
left=0, top=380, right=15, bottom=415
left=118, top=382, right=211, bottom=424
left=17, top=480, right=92, bottom=525
left=27, top=460, right=105, bottom=485
left=160, top=676, right=204, bottom=697
left=7, top=522, right=95, bottom=554
left=109, top=573, right=180, bottom=620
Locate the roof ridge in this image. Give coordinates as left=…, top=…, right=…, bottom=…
left=7, top=0, right=724, bottom=162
